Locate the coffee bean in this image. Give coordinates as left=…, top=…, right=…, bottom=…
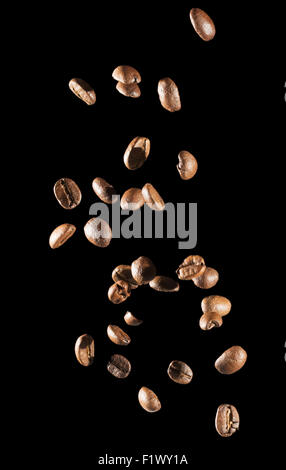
left=112, top=265, right=138, bottom=290
left=121, top=188, right=145, bottom=210
left=75, top=334, right=95, bottom=367
left=215, top=404, right=240, bottom=437
left=158, top=77, right=181, bottom=112
left=215, top=346, right=247, bottom=375
left=54, top=178, right=82, bottom=210
left=131, top=256, right=157, bottom=285
left=124, top=137, right=151, bottom=170
left=84, top=217, right=112, bottom=248
left=116, top=82, right=141, bottom=98
left=112, top=65, right=141, bottom=84
left=92, top=177, right=118, bottom=204
left=69, top=78, right=96, bottom=105
left=138, top=387, right=161, bottom=413
left=142, top=183, right=165, bottom=211
left=149, top=276, right=180, bottom=293
left=107, top=325, right=131, bottom=346
left=108, top=280, right=131, bottom=304
left=190, top=8, right=216, bottom=41
left=199, top=312, right=223, bottom=331
left=124, top=311, right=143, bottom=326
left=167, top=360, right=193, bottom=384
left=107, top=354, right=131, bottom=379
left=193, top=267, right=219, bottom=289
left=201, top=295, right=231, bottom=317
left=49, top=223, right=76, bottom=249
left=177, top=151, right=198, bottom=180
left=176, top=255, right=206, bottom=280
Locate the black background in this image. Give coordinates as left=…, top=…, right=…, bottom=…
left=49, top=2, right=285, bottom=467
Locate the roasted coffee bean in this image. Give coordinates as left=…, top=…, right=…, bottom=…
left=158, top=78, right=181, bottom=112
left=142, top=183, right=165, bottom=211
left=84, top=217, right=112, bottom=248
left=176, top=255, right=206, bottom=280
left=116, top=82, right=141, bottom=98
left=177, top=151, right=198, bottom=180
left=215, top=346, right=247, bottom=375
left=199, top=312, right=223, bottom=331
left=75, top=334, right=95, bottom=367
left=149, top=276, right=180, bottom=293
left=54, top=178, right=82, bottom=210
left=69, top=78, right=96, bottom=105
left=138, top=387, right=161, bottom=413
left=215, top=404, right=240, bottom=437
left=108, top=280, right=131, bottom=304
left=124, top=137, right=151, bottom=170
left=193, top=267, right=219, bottom=289
left=112, top=265, right=138, bottom=290
left=124, top=311, right=143, bottom=326
left=92, top=177, right=118, bottom=204
left=167, top=360, right=193, bottom=384
left=112, top=65, right=141, bottom=84
left=131, top=256, right=157, bottom=285
left=107, top=325, right=131, bottom=346
left=107, top=354, right=131, bottom=379
left=121, top=188, right=145, bottom=210
left=49, top=223, right=76, bottom=249
left=201, top=295, right=231, bottom=317
left=190, top=8, right=216, bottom=41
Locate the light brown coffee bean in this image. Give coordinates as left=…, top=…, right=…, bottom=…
left=69, top=78, right=96, bottom=105
left=108, top=280, right=131, bottom=304
left=84, top=217, right=112, bottom=248
left=149, top=276, right=180, bottom=293
left=75, top=334, right=95, bottom=367
left=107, top=325, right=131, bottom=346
left=124, top=311, right=143, bottom=326
left=112, top=265, right=138, bottom=290
left=49, top=223, right=76, bottom=249
left=92, top=177, right=118, bottom=204
left=138, top=387, right=161, bottom=413
left=190, top=8, right=216, bottom=41
left=121, top=188, right=145, bottom=210
left=142, top=183, right=165, bottom=211
left=158, top=78, right=181, bottom=112
left=201, top=295, right=231, bottom=317
left=176, top=255, right=206, bottom=280
left=54, top=178, right=82, bottom=210
left=124, top=137, right=151, bottom=170
left=131, top=256, right=157, bottom=285
left=193, top=267, right=219, bottom=289
left=215, top=346, right=247, bottom=375
left=215, top=404, right=240, bottom=437
left=107, top=354, right=131, bottom=379
left=116, top=82, right=141, bottom=98
left=177, top=151, right=198, bottom=180
left=112, top=65, right=141, bottom=84
left=167, top=360, right=193, bottom=384
left=199, top=312, right=223, bottom=331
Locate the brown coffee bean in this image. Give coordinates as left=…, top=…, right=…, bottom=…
left=112, top=265, right=138, bottom=290
left=107, top=354, right=131, bottom=379
left=215, top=346, right=247, bottom=375
left=54, top=178, right=82, bottom=210
left=92, top=177, right=118, bottom=204
left=149, top=276, right=180, bottom=293
left=158, top=78, right=181, bottom=112
left=190, top=8, right=216, bottom=41
left=107, top=325, right=131, bottom=346
left=193, top=267, right=219, bottom=289
left=121, top=188, right=145, bottom=210
left=124, top=311, right=143, bottom=326
left=69, top=78, right=96, bottom=105
left=199, top=312, right=223, bottom=331
left=84, top=217, right=112, bottom=248
left=215, top=404, right=240, bottom=437
left=75, top=334, right=95, bottom=367
left=142, top=183, right=165, bottom=211
left=201, top=295, right=231, bottom=317
left=116, top=82, right=141, bottom=98
left=108, top=280, right=131, bottom=304
left=138, top=387, right=161, bottom=413
left=124, top=137, right=151, bottom=170
left=177, top=151, right=198, bottom=180
left=167, top=360, right=193, bottom=384
left=176, top=255, right=206, bottom=280
left=131, top=256, right=157, bottom=285
left=112, top=65, right=141, bottom=84
left=49, top=223, right=76, bottom=249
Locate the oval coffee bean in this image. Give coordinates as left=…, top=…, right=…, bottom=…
left=112, top=265, right=138, bottom=290
left=158, top=77, right=181, bottom=112
left=215, top=346, right=247, bottom=375
left=54, top=178, right=82, bottom=210
left=107, top=354, right=131, bottom=379
left=167, top=360, right=193, bottom=384
left=193, top=267, right=219, bottom=289
left=176, top=255, right=206, bottom=280
left=149, top=276, right=180, bottom=293
left=121, top=188, right=145, bottom=211
left=107, top=325, right=131, bottom=346
left=190, top=8, right=216, bottom=42
left=75, top=334, right=95, bottom=367
left=49, top=223, right=76, bottom=249
left=177, top=151, right=198, bottom=180
left=142, top=183, right=165, bottom=211
left=92, top=177, right=118, bottom=204
left=108, top=280, right=131, bottom=304
left=131, top=256, right=157, bottom=285
left=124, top=137, right=151, bottom=170
left=138, top=387, right=161, bottom=413
left=116, top=81, right=141, bottom=98
left=199, top=312, right=223, bottom=331
left=112, top=65, right=141, bottom=84
left=124, top=311, right=143, bottom=326
left=215, top=404, right=240, bottom=437
left=69, top=78, right=96, bottom=105
left=84, top=217, right=112, bottom=248
left=201, top=295, right=231, bottom=317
